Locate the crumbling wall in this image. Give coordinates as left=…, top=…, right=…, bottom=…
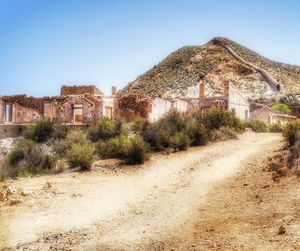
left=13, top=103, right=41, bottom=123
left=61, top=85, right=103, bottom=96
left=53, top=95, right=102, bottom=124
left=118, top=95, right=151, bottom=120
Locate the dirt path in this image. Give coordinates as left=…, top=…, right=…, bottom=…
left=1, top=132, right=298, bottom=250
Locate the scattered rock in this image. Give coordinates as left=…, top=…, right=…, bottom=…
left=6, top=186, right=16, bottom=195
left=44, top=181, right=52, bottom=190
left=9, top=199, right=21, bottom=206
left=0, top=191, right=6, bottom=202
left=278, top=225, right=286, bottom=235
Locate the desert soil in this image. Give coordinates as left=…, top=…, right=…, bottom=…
left=0, top=132, right=299, bottom=250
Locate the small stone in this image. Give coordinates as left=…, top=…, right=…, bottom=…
left=6, top=186, right=15, bottom=195
left=0, top=191, right=6, bottom=202
left=9, top=199, right=21, bottom=206
left=278, top=225, right=286, bottom=235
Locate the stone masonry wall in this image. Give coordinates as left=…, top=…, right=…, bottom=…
left=61, top=85, right=103, bottom=96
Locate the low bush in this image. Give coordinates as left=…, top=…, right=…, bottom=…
left=88, top=118, right=124, bottom=142
left=187, top=120, right=209, bottom=146
left=54, top=130, right=90, bottom=156
left=131, top=118, right=149, bottom=135
left=40, top=154, right=56, bottom=170
left=7, top=149, right=24, bottom=166
left=283, top=120, right=300, bottom=146
left=66, top=143, right=95, bottom=170
left=169, top=132, right=190, bottom=151
left=54, top=159, right=69, bottom=173
left=96, top=136, right=127, bottom=159
left=5, top=138, right=55, bottom=177
left=97, top=135, right=150, bottom=164
left=245, top=119, right=268, bottom=132
left=142, top=110, right=188, bottom=151
left=123, top=135, right=150, bottom=164
left=199, top=109, right=240, bottom=131
left=24, top=117, right=54, bottom=142
left=218, top=127, right=238, bottom=140
left=268, top=123, right=284, bottom=133
left=54, top=125, right=69, bottom=139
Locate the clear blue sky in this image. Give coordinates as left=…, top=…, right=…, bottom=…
left=0, top=0, right=299, bottom=97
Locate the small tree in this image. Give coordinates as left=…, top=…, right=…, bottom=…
left=272, top=103, right=292, bottom=115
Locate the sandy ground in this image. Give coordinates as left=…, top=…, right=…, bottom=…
left=0, top=132, right=299, bottom=250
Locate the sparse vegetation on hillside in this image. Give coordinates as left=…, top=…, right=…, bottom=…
left=120, top=37, right=300, bottom=99
left=272, top=103, right=292, bottom=115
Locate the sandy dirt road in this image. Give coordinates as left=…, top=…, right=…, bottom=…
left=0, top=132, right=299, bottom=250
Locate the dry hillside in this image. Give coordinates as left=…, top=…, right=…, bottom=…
left=120, top=37, right=300, bottom=100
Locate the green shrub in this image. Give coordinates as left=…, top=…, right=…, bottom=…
left=114, top=117, right=125, bottom=136
left=7, top=149, right=24, bottom=166
left=40, top=154, right=56, bottom=170
left=88, top=118, right=120, bottom=142
left=187, top=120, right=209, bottom=146
left=272, top=103, right=292, bottom=115
left=200, top=109, right=237, bottom=130
left=283, top=120, right=300, bottom=146
left=268, top=123, right=284, bottom=133
left=131, top=118, right=149, bottom=134
left=54, top=130, right=90, bottom=156
left=66, top=143, right=95, bottom=170
left=218, top=127, right=238, bottom=140
left=96, top=136, right=127, bottom=159
left=96, top=135, right=150, bottom=164
left=5, top=138, right=54, bottom=176
left=54, top=125, right=69, bottom=139
left=123, top=135, right=150, bottom=164
left=54, top=159, right=69, bottom=173
left=142, top=110, right=188, bottom=150
left=24, top=117, right=54, bottom=142
left=170, top=132, right=190, bottom=151
left=245, top=119, right=268, bottom=132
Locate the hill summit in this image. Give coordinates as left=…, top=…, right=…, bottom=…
left=120, top=37, right=300, bottom=100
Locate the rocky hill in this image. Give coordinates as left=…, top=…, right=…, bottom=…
left=120, top=37, right=300, bottom=101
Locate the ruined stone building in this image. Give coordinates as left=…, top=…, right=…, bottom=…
left=0, top=85, right=117, bottom=124
left=250, top=105, right=296, bottom=125
left=117, top=81, right=250, bottom=122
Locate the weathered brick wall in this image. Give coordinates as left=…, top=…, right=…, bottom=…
left=13, top=104, right=41, bottom=123
left=53, top=95, right=102, bottom=124
left=61, top=85, right=103, bottom=96
left=0, top=94, right=104, bottom=125
left=117, top=95, right=151, bottom=120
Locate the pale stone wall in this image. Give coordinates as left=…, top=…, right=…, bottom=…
left=0, top=98, right=3, bottom=123
left=227, top=83, right=250, bottom=120
left=148, top=98, right=172, bottom=122
left=172, top=99, right=189, bottom=113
